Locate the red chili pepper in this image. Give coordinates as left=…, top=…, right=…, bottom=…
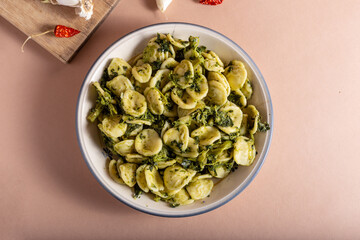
left=54, top=25, right=81, bottom=38
left=21, top=25, right=81, bottom=52
left=200, top=0, right=223, bottom=5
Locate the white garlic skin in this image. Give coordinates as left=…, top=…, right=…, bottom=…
left=156, top=0, right=173, bottom=12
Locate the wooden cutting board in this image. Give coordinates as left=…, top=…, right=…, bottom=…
left=0, top=0, right=120, bottom=63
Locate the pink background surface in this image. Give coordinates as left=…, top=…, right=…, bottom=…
left=1, top=0, right=360, bottom=239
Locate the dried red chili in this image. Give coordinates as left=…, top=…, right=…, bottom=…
left=54, top=25, right=81, bottom=38
left=200, top=0, right=223, bottom=5
left=21, top=25, right=81, bottom=52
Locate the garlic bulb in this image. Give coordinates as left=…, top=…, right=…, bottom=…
left=42, top=0, right=93, bottom=20
left=156, top=0, right=173, bottom=12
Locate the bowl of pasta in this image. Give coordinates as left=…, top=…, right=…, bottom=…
left=76, top=22, right=273, bottom=217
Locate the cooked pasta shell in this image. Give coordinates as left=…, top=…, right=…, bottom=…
left=206, top=81, right=228, bottom=106
left=98, top=116, right=127, bottom=142
left=190, top=126, right=221, bottom=146
left=126, top=124, right=143, bottom=137
left=232, top=88, right=247, bottom=107
left=128, top=53, right=143, bottom=66
left=191, top=173, right=212, bottom=183
left=163, top=124, right=189, bottom=152
left=166, top=34, right=190, bottom=49
left=164, top=165, right=196, bottom=195
left=163, top=92, right=178, bottom=117
left=148, top=34, right=167, bottom=44
left=161, top=81, right=175, bottom=94
left=157, top=159, right=177, bottom=169
left=208, top=161, right=233, bottom=179
left=173, top=60, right=194, bottom=88
left=160, top=58, right=179, bottom=70
left=122, top=115, right=152, bottom=126
left=216, top=149, right=233, bottom=163
left=192, top=58, right=204, bottom=75
left=143, top=42, right=175, bottom=63
left=133, top=77, right=149, bottom=94
left=125, top=153, right=147, bottom=163
left=119, top=163, right=137, bottom=187
left=233, top=136, right=255, bottom=166
left=186, top=74, right=208, bottom=100
left=184, top=48, right=201, bottom=61
left=143, top=42, right=161, bottom=63
left=144, top=165, right=165, bottom=192
left=108, top=159, right=124, bottom=184
left=241, top=78, right=253, bottom=100
left=152, top=190, right=169, bottom=199
left=106, top=75, right=134, bottom=97
left=171, top=88, right=197, bottom=109
left=171, top=188, right=194, bottom=205
left=144, top=87, right=166, bottom=115
left=177, top=101, right=205, bottom=118
left=122, top=89, right=147, bottom=117
left=186, top=179, right=214, bottom=200
left=136, top=164, right=149, bottom=192
left=243, top=105, right=259, bottom=135
left=224, top=61, right=247, bottom=90
left=202, top=51, right=224, bottom=72
left=239, top=114, right=248, bottom=136
left=114, top=139, right=135, bottom=156
left=149, top=69, right=170, bottom=89
left=161, top=121, right=171, bottom=138
left=132, top=63, right=152, bottom=83
left=208, top=72, right=230, bottom=96
left=197, top=150, right=208, bottom=171
left=174, top=137, right=199, bottom=158
left=107, top=58, right=132, bottom=79
left=217, top=101, right=243, bottom=134
left=135, top=58, right=145, bottom=67
left=135, top=129, right=163, bottom=156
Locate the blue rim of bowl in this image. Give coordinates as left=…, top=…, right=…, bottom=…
left=76, top=22, right=273, bottom=218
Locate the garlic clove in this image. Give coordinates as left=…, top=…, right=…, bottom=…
left=43, top=0, right=93, bottom=20
left=156, top=0, right=173, bottom=12
left=54, top=0, right=80, bottom=6
left=75, top=0, right=93, bottom=20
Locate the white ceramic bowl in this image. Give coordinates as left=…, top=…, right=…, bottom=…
left=76, top=22, right=273, bottom=217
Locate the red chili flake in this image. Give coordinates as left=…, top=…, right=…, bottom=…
left=54, top=25, right=81, bottom=38
left=200, top=0, right=223, bottom=5
left=21, top=25, right=81, bottom=52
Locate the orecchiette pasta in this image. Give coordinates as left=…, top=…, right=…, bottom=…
left=88, top=33, right=269, bottom=207
left=144, top=87, right=166, bottom=115
left=202, top=51, right=224, bottom=72
left=186, top=179, right=214, bottom=200
left=185, top=74, right=208, bottom=100
left=163, top=124, right=189, bottom=152
left=224, top=60, right=247, bottom=90
left=122, top=89, right=147, bottom=117
left=136, top=164, right=150, bottom=192
left=107, top=58, right=132, bottom=78
left=164, top=165, right=196, bottom=195
left=98, top=116, right=127, bottom=142
left=206, top=81, right=228, bottom=106
left=119, top=163, right=137, bottom=187
left=106, top=75, right=134, bottom=97
left=108, top=159, right=124, bottom=184
left=145, top=165, right=165, bottom=192
left=135, top=129, right=162, bottom=156
left=132, top=63, right=152, bottom=83
left=114, top=139, right=135, bottom=156
left=191, top=126, right=221, bottom=146
left=171, top=88, right=197, bottom=109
